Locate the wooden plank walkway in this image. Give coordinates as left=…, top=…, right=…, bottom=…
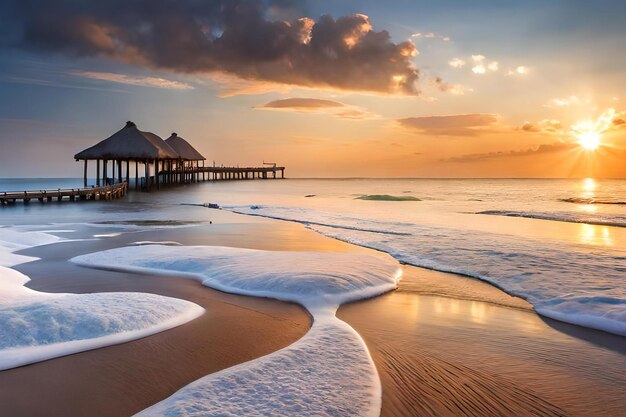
left=1, top=182, right=128, bottom=205
left=1, top=165, right=285, bottom=205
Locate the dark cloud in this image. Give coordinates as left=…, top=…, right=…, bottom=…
left=397, top=113, right=499, bottom=136
left=2, top=0, right=419, bottom=94
left=443, top=142, right=577, bottom=163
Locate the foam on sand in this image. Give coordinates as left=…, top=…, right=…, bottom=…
left=0, top=228, right=204, bottom=371
left=224, top=205, right=626, bottom=337
left=71, top=245, right=402, bottom=416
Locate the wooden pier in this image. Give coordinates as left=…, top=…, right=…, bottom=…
left=1, top=122, right=286, bottom=205
left=1, top=182, right=128, bottom=205
left=74, top=122, right=286, bottom=192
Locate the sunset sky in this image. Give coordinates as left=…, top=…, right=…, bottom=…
left=1, top=0, right=625, bottom=178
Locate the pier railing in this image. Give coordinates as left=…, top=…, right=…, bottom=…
left=0, top=182, right=128, bottom=205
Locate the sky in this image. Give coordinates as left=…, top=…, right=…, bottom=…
left=0, top=0, right=625, bottom=178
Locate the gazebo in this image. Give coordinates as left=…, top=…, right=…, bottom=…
left=164, top=132, right=206, bottom=183
left=74, top=121, right=179, bottom=190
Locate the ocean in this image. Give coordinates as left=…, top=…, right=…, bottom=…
left=1, top=177, right=625, bottom=336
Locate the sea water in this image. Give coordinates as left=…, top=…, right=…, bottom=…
left=1, top=178, right=625, bottom=336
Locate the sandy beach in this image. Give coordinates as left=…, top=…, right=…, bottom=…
left=1, top=209, right=624, bottom=416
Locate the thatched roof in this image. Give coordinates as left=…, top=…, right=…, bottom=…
left=75, top=121, right=179, bottom=160
left=165, top=133, right=206, bottom=161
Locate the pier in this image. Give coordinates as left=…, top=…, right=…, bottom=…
left=1, top=122, right=285, bottom=205
left=1, top=182, right=128, bottom=205
left=75, top=122, right=285, bottom=191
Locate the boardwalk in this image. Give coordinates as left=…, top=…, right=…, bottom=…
left=0, top=122, right=286, bottom=205
left=1, top=182, right=128, bottom=205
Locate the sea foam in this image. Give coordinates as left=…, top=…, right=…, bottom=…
left=0, top=228, right=204, bottom=370
left=71, top=245, right=401, bottom=416
left=224, top=205, right=626, bottom=337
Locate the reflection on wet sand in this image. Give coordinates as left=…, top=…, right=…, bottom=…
left=339, top=265, right=626, bottom=417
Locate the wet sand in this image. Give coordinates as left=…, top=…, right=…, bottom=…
left=339, top=266, right=626, bottom=417
left=1, top=210, right=625, bottom=416
left=0, top=221, right=321, bottom=417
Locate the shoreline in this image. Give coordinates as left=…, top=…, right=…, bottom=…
left=0, top=211, right=624, bottom=416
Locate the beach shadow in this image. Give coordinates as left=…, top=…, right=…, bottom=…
left=538, top=316, right=626, bottom=355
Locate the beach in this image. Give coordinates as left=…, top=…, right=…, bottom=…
left=1, top=196, right=624, bottom=416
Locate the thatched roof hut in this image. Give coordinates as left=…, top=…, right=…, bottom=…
left=165, top=133, right=205, bottom=161
left=74, top=121, right=178, bottom=161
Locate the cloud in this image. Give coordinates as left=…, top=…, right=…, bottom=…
left=412, top=32, right=450, bottom=41
left=258, top=97, right=367, bottom=119
left=519, top=119, right=562, bottom=134
left=430, top=77, right=471, bottom=95
left=397, top=113, right=500, bottom=136
left=470, top=55, right=498, bottom=75
left=571, top=108, right=626, bottom=135
left=444, top=142, right=577, bottom=163
left=507, top=66, right=528, bottom=76
left=4, top=0, right=420, bottom=95
left=71, top=71, right=193, bottom=90
left=262, top=98, right=344, bottom=110
left=544, top=95, right=590, bottom=108
left=520, top=108, right=625, bottom=138
left=448, top=58, right=465, bottom=68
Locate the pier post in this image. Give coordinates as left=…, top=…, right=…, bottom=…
left=117, top=160, right=122, bottom=184
left=144, top=159, right=149, bottom=191
left=96, top=160, right=100, bottom=186
left=135, top=161, right=139, bottom=190
left=83, top=160, right=88, bottom=187
left=126, top=160, right=130, bottom=184
left=103, top=159, right=108, bottom=186
left=155, top=158, right=160, bottom=190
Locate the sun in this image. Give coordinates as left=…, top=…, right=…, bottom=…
left=577, top=131, right=601, bottom=151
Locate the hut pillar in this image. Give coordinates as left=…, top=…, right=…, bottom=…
left=135, top=161, right=139, bottom=190
left=144, top=160, right=149, bottom=190
left=126, top=160, right=130, bottom=184
left=118, top=160, right=122, bottom=184
left=103, top=159, right=108, bottom=186
left=155, top=159, right=160, bottom=189
left=96, top=160, right=100, bottom=186
left=83, top=160, right=88, bottom=187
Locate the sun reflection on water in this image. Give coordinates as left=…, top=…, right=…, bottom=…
left=581, top=177, right=596, bottom=194
left=578, top=223, right=614, bottom=246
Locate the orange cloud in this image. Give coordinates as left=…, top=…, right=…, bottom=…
left=258, top=98, right=368, bottom=119
left=444, top=142, right=577, bottom=163
left=397, top=113, right=500, bottom=136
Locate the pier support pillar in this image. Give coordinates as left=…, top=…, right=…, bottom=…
left=144, top=160, right=149, bottom=191
left=83, top=160, right=88, bottom=187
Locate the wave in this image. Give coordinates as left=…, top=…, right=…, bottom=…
left=560, top=197, right=626, bottom=205
left=72, top=245, right=402, bottom=416
left=477, top=210, right=626, bottom=228
left=228, top=206, right=413, bottom=236
left=0, top=228, right=203, bottom=371
left=223, top=205, right=626, bottom=337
